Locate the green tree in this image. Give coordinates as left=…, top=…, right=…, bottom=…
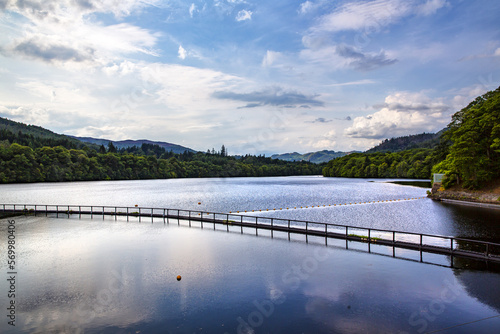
left=434, top=87, right=500, bottom=189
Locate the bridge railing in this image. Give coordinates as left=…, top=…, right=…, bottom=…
left=2, top=203, right=500, bottom=261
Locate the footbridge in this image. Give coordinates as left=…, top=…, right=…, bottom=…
left=2, top=203, right=500, bottom=264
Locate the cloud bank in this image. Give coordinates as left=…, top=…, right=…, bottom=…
left=213, top=87, right=324, bottom=109
left=345, top=92, right=451, bottom=139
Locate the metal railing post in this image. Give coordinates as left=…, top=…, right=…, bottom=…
left=345, top=226, right=349, bottom=249
left=271, top=218, right=273, bottom=238
left=325, top=224, right=328, bottom=245
left=306, top=222, right=308, bottom=243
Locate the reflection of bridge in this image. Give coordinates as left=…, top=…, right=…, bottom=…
left=3, top=203, right=500, bottom=265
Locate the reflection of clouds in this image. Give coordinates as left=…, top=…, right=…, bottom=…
left=14, top=216, right=225, bottom=332
left=20, top=269, right=148, bottom=333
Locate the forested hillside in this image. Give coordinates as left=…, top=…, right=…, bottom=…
left=322, top=148, right=443, bottom=179
left=0, top=120, right=322, bottom=183
left=71, top=136, right=196, bottom=154
left=366, top=132, right=442, bottom=153
left=0, top=117, right=91, bottom=149
left=0, top=143, right=320, bottom=183
left=432, top=86, right=500, bottom=189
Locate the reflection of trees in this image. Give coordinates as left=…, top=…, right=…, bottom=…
left=443, top=203, right=500, bottom=244
left=453, top=260, right=500, bottom=313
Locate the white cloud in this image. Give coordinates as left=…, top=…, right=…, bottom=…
left=0, top=58, right=249, bottom=146
left=189, top=3, right=198, bottom=18
left=3, top=0, right=159, bottom=23
left=235, top=9, right=252, bottom=22
left=450, top=84, right=491, bottom=111
left=308, top=0, right=448, bottom=36
left=459, top=45, right=500, bottom=62
left=416, top=0, right=449, bottom=16
left=1, top=2, right=161, bottom=67
left=178, top=45, right=187, bottom=60
left=299, top=1, right=315, bottom=14
left=102, top=60, right=137, bottom=76
left=310, top=130, right=337, bottom=149
left=313, top=0, right=411, bottom=33
left=262, top=50, right=282, bottom=67
left=344, top=91, right=451, bottom=139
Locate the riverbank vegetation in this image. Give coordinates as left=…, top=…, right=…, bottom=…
left=0, top=142, right=322, bottom=183
left=324, top=86, right=500, bottom=190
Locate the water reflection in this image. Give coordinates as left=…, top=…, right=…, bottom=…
left=1, top=215, right=500, bottom=333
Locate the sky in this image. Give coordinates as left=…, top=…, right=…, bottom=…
left=0, top=0, right=499, bottom=155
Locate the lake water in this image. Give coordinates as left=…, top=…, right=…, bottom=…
left=1, top=176, right=500, bottom=333
left=1, top=176, right=500, bottom=241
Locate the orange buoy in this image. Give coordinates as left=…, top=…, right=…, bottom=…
left=198, top=202, right=201, bottom=205
left=177, top=275, right=182, bottom=281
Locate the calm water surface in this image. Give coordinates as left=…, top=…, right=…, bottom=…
left=1, top=176, right=499, bottom=241
left=1, top=177, right=500, bottom=333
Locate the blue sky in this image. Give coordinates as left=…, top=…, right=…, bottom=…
left=0, top=0, right=499, bottom=155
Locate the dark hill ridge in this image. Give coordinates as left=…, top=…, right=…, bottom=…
left=69, top=136, right=196, bottom=154
left=0, top=116, right=90, bottom=149
left=366, top=131, right=444, bottom=153
left=1, top=116, right=80, bottom=143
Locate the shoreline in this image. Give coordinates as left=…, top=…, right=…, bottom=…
left=428, top=182, right=500, bottom=209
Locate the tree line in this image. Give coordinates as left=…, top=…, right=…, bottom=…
left=322, top=148, right=443, bottom=179
left=0, top=142, right=322, bottom=184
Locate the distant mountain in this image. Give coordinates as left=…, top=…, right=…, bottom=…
left=70, top=136, right=196, bottom=154
left=271, top=150, right=357, bottom=164
left=365, top=131, right=444, bottom=153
